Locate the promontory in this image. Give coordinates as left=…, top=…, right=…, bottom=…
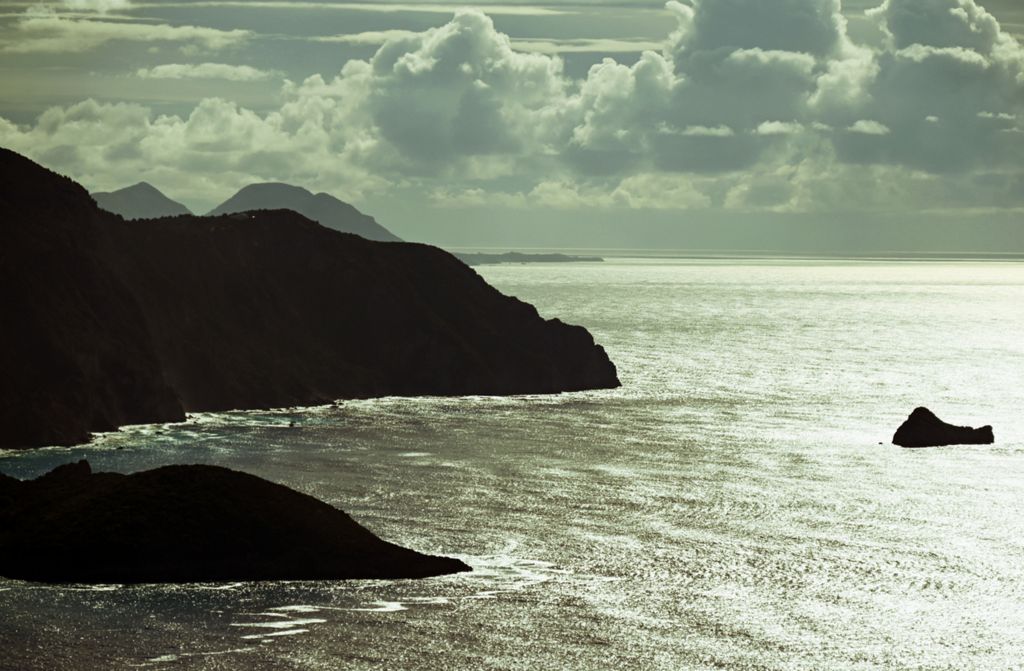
left=0, top=460, right=470, bottom=583
left=0, top=148, right=619, bottom=449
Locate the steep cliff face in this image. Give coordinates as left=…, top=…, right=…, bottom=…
left=0, top=152, right=185, bottom=448
left=0, top=149, right=619, bottom=449
left=0, top=461, right=470, bottom=583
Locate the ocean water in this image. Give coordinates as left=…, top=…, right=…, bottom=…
left=3, top=258, right=1024, bottom=670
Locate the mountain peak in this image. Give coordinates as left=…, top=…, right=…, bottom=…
left=92, top=181, right=192, bottom=220
left=208, top=182, right=401, bottom=242
left=236, top=182, right=315, bottom=198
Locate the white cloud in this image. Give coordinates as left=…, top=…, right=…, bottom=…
left=756, top=121, right=804, bottom=136
left=311, top=30, right=419, bottom=45
left=432, top=173, right=711, bottom=210
left=63, top=0, right=132, bottom=11
left=510, top=38, right=665, bottom=54
left=3, top=0, right=1024, bottom=214
left=868, top=0, right=1006, bottom=52
left=312, top=32, right=664, bottom=54
left=848, top=120, right=892, bottom=135
left=3, top=8, right=250, bottom=53
left=679, top=125, right=735, bottom=137
left=978, top=111, right=1016, bottom=120
left=136, top=2, right=571, bottom=16
left=0, top=97, right=387, bottom=209
left=136, top=63, right=280, bottom=81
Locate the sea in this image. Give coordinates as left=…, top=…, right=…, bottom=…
left=2, top=257, right=1024, bottom=670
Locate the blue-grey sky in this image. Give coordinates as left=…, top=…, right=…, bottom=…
left=2, top=0, right=1023, bottom=250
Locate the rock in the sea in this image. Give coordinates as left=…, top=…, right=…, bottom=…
left=0, top=461, right=470, bottom=584
left=892, top=407, right=994, bottom=448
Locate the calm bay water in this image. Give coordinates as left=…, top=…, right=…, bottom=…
left=3, top=258, right=1024, bottom=670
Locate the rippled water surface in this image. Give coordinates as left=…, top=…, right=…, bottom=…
left=3, top=258, right=1024, bottom=670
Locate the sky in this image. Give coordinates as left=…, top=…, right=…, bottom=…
left=1, top=0, right=1023, bottom=252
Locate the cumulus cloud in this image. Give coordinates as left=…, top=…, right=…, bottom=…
left=848, top=120, right=891, bottom=135
left=136, top=63, right=280, bottom=81
left=756, top=121, right=805, bottom=136
left=828, top=0, right=1024, bottom=171
left=351, top=11, right=567, bottom=166
left=666, top=0, right=849, bottom=58
left=2, top=0, right=1024, bottom=214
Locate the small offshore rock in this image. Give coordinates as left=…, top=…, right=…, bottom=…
left=893, top=407, right=994, bottom=448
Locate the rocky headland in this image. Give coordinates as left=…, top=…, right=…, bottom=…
left=0, top=460, right=470, bottom=583
left=0, top=148, right=620, bottom=449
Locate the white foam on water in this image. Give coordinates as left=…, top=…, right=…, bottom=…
left=268, top=604, right=322, bottom=613
left=346, top=600, right=408, bottom=613
left=230, top=617, right=326, bottom=630
left=241, top=629, right=309, bottom=640
left=140, top=647, right=257, bottom=666
left=199, top=582, right=245, bottom=591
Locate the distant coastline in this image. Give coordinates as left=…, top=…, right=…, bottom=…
left=455, top=251, right=604, bottom=266
left=450, top=247, right=1024, bottom=263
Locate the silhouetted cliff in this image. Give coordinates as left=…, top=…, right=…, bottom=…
left=209, top=182, right=400, bottom=242
left=1, top=157, right=185, bottom=448
left=92, top=182, right=192, bottom=219
left=0, top=149, right=619, bottom=449
left=0, top=460, right=470, bottom=583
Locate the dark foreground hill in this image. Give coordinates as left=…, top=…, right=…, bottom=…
left=0, top=460, right=470, bottom=583
left=209, top=182, right=400, bottom=242
left=92, top=182, right=192, bottom=219
left=0, top=149, right=619, bottom=449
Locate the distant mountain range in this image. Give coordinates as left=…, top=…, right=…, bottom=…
left=92, top=181, right=401, bottom=243
left=207, top=183, right=400, bottom=242
left=92, top=182, right=192, bottom=220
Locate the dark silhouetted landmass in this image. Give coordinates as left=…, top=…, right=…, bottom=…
left=92, top=182, right=192, bottom=220
left=0, top=460, right=470, bottom=583
left=456, top=251, right=604, bottom=266
left=892, top=407, right=994, bottom=448
left=209, top=182, right=400, bottom=242
left=0, top=148, right=619, bottom=449
left=2, top=161, right=186, bottom=448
